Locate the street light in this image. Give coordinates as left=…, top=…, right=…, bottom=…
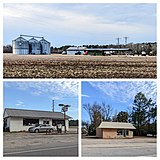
left=59, top=104, right=71, bottom=133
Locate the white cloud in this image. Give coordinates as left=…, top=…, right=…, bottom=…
left=82, top=94, right=90, bottom=98
left=5, top=81, right=79, bottom=98
left=15, top=100, right=25, bottom=107
left=89, top=81, right=157, bottom=103
left=3, top=3, right=156, bottom=43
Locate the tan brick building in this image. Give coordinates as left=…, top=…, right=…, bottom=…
left=96, top=122, right=136, bottom=139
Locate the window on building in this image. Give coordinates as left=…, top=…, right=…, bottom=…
left=43, top=121, right=49, bottom=124
left=126, top=130, right=129, bottom=136
left=52, top=120, right=65, bottom=126
left=117, top=129, right=123, bottom=135
left=117, top=129, right=129, bottom=136
left=23, top=119, right=39, bottom=126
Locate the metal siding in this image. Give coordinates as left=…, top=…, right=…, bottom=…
left=12, top=37, right=29, bottom=55
left=67, top=51, right=77, bottom=55
left=29, top=40, right=41, bottom=54
left=40, top=39, right=50, bottom=54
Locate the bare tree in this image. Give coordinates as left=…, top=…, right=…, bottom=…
left=83, top=102, right=113, bottom=132
left=102, top=102, right=113, bottom=121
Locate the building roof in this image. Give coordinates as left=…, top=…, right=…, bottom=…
left=98, top=122, right=136, bottom=129
left=66, top=47, right=87, bottom=51
left=4, top=108, right=71, bottom=120
left=86, top=48, right=132, bottom=51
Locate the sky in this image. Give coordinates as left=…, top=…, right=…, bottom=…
left=82, top=81, right=157, bottom=122
left=3, top=3, right=156, bottom=47
left=3, top=81, right=79, bottom=120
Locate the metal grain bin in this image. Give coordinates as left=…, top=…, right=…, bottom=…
left=39, top=38, right=50, bottom=54
left=12, top=37, right=29, bottom=54
left=29, top=38, right=41, bottom=54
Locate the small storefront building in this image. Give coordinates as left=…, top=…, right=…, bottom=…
left=96, top=122, right=136, bottom=139
left=3, top=108, right=71, bottom=132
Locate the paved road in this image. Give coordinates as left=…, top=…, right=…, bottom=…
left=4, top=144, right=78, bottom=157
left=4, top=132, right=78, bottom=157
left=82, top=137, right=157, bottom=157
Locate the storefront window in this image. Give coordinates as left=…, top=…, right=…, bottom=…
left=23, top=118, right=39, bottom=126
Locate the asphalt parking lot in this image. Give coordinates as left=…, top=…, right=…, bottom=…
left=82, top=136, right=157, bottom=157
left=3, top=132, right=78, bottom=157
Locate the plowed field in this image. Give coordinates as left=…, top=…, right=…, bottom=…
left=3, top=54, right=156, bottom=78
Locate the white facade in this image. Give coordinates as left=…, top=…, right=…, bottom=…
left=3, top=108, right=70, bottom=132
left=66, top=47, right=87, bottom=55
left=5, top=117, right=69, bottom=132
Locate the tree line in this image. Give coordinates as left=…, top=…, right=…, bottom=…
left=82, top=92, right=157, bottom=136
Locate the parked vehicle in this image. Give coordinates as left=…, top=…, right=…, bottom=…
left=141, top=51, right=146, bottom=56
left=75, top=51, right=81, bottom=55
left=62, top=51, right=67, bottom=55
left=28, top=124, right=55, bottom=133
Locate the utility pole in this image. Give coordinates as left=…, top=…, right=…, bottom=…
left=59, top=104, right=71, bottom=133
left=52, top=100, right=54, bottom=112
left=116, top=37, right=121, bottom=56
left=124, top=36, right=129, bottom=45
left=116, top=37, right=121, bottom=45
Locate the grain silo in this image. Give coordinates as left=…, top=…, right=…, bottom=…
left=39, top=37, right=50, bottom=54
left=12, top=36, right=29, bottom=54
left=29, top=38, right=41, bottom=54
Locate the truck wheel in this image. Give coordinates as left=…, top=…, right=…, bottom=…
left=49, top=129, right=53, bottom=133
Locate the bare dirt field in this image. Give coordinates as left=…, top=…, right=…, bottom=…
left=82, top=136, right=157, bottom=157
left=4, top=132, right=78, bottom=156
left=3, top=54, right=156, bottom=78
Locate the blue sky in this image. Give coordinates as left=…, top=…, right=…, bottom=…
left=3, top=3, right=156, bottom=47
left=3, top=81, right=79, bottom=120
left=82, top=81, right=157, bottom=122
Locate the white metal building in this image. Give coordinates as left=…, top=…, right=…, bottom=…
left=3, top=108, right=71, bottom=132
left=66, top=47, right=87, bottom=55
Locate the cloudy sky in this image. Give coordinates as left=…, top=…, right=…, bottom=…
left=3, top=81, right=79, bottom=119
left=82, top=81, right=157, bottom=122
left=3, top=3, right=156, bottom=47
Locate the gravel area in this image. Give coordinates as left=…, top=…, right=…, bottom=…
left=3, top=54, right=157, bottom=78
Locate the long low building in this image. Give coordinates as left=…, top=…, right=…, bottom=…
left=66, top=47, right=132, bottom=55
left=3, top=108, right=71, bottom=132
left=96, top=122, right=136, bottom=139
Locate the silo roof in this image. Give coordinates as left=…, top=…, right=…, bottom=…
left=40, top=38, right=50, bottom=43
left=29, top=37, right=39, bottom=42
left=13, top=36, right=27, bottom=41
